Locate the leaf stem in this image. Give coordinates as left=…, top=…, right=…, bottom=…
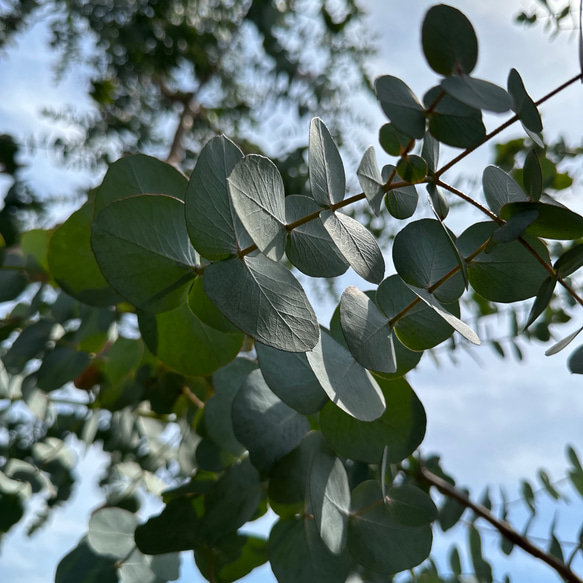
left=417, top=465, right=583, bottom=583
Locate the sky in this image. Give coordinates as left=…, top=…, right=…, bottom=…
left=1, top=1, right=583, bottom=582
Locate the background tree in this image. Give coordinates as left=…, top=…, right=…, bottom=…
left=1, top=2, right=583, bottom=583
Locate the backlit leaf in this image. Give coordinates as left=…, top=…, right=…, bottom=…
left=184, top=135, right=244, bottom=260
left=422, top=5, right=478, bottom=75
left=375, top=75, right=426, bottom=139
left=305, top=327, right=386, bottom=422
left=203, top=254, right=319, bottom=352
left=524, top=276, right=556, bottom=330
left=382, top=165, right=418, bottom=220
left=231, top=369, right=310, bottom=472
left=309, top=118, right=346, bottom=206
left=523, top=150, right=543, bottom=201
left=319, top=376, right=426, bottom=464
left=320, top=210, right=385, bottom=284
left=339, top=286, right=396, bottom=373
left=396, top=154, right=427, bottom=184
left=91, top=195, right=198, bottom=313
left=357, top=146, right=385, bottom=216
left=441, top=76, right=512, bottom=113
left=507, top=69, right=543, bottom=135
left=482, top=165, right=528, bottom=216
left=88, top=507, right=138, bottom=560
left=56, top=539, right=118, bottom=583
left=555, top=244, right=583, bottom=277
left=228, top=154, right=287, bottom=261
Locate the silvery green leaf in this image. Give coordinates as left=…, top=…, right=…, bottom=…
left=228, top=154, right=287, bottom=261
left=309, top=118, right=346, bottom=206
left=357, top=146, right=385, bottom=216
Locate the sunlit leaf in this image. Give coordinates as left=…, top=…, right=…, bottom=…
left=228, top=154, right=287, bottom=261
left=375, top=75, right=426, bottom=139
left=482, top=165, right=528, bottom=216
left=309, top=118, right=346, bottom=206
left=305, top=328, right=386, bottom=422
left=357, top=146, right=385, bottom=216
left=204, top=254, right=319, bottom=352
left=88, top=507, right=138, bottom=560
left=91, top=194, right=198, bottom=313
left=184, top=135, right=244, bottom=260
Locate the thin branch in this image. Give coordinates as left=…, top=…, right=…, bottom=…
left=418, top=466, right=583, bottom=583
left=182, top=386, right=205, bottom=409
left=437, top=180, right=502, bottom=224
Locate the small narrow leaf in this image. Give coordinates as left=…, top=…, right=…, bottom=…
left=523, top=150, right=543, bottom=201
left=339, top=286, right=396, bottom=373
left=306, top=328, right=386, bottom=422
left=494, top=209, right=539, bottom=243
left=228, top=154, right=287, bottom=261
left=555, top=244, right=583, bottom=277
left=203, top=255, right=319, bottom=353
left=507, top=69, right=543, bottom=137
left=545, top=325, right=583, bottom=356
left=320, top=210, right=385, bottom=284
left=357, top=146, right=385, bottom=216
left=524, top=276, right=556, bottom=330
left=426, top=183, right=449, bottom=221
left=405, top=284, right=480, bottom=345
left=375, top=76, right=426, bottom=139
left=309, top=118, right=346, bottom=206
left=421, top=132, right=439, bottom=173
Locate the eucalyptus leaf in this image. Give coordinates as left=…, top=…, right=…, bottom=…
left=91, top=194, right=198, bottom=313
left=384, top=484, right=438, bottom=527
left=375, top=75, right=426, bottom=139
left=357, top=146, right=385, bottom=216
left=494, top=209, right=539, bottom=243
left=185, top=135, right=244, bottom=260
left=507, top=68, right=543, bottom=135
left=48, top=203, right=123, bottom=307
left=339, top=286, right=396, bottom=373
left=545, top=326, right=583, bottom=356
left=309, top=117, right=346, bottom=206
left=88, top=507, right=139, bottom=560
left=482, top=165, right=528, bottom=216
left=56, top=539, right=118, bottom=583
left=95, top=154, right=187, bottom=214
left=524, top=276, right=557, bottom=330
left=138, top=299, right=243, bottom=377
left=308, top=453, right=350, bottom=554
left=382, top=165, right=418, bottom=220
left=255, top=342, right=328, bottom=414
left=36, top=346, right=91, bottom=392
left=319, top=376, right=426, bottom=464
left=421, top=132, right=440, bottom=173
left=392, top=218, right=464, bottom=303
left=305, top=328, right=386, bottom=422
left=422, top=4, right=478, bottom=75
left=285, top=195, right=348, bottom=278
left=379, top=123, right=411, bottom=156
left=426, top=183, right=449, bottom=221
left=555, top=244, right=583, bottom=277
left=231, top=369, right=310, bottom=473
left=523, top=150, right=543, bottom=201
left=424, top=87, right=485, bottom=148
left=320, top=210, right=385, bottom=284
left=119, top=549, right=167, bottom=583
left=228, top=154, right=287, bottom=261
left=441, top=76, right=512, bottom=113
left=458, top=221, right=550, bottom=303
left=348, top=480, right=432, bottom=573
left=203, top=254, right=319, bottom=352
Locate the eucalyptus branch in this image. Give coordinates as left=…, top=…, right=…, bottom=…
left=417, top=465, right=583, bottom=583
left=435, top=72, right=583, bottom=179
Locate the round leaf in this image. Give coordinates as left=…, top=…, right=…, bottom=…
left=255, top=342, right=328, bottom=414
left=382, top=165, right=418, bottom=220
left=91, top=194, right=198, bottom=313
left=384, top=484, right=438, bottom=527
left=305, top=328, right=386, bottom=422
left=231, top=369, right=310, bottom=473
left=396, top=154, right=428, bottom=183
left=203, top=254, right=319, bottom=352
left=88, top=507, right=139, bottom=559
left=95, top=154, right=187, bottom=214
left=422, top=4, right=478, bottom=76
left=138, top=299, right=243, bottom=377
left=48, top=203, right=122, bottom=307
left=379, top=123, right=411, bottom=156
left=319, top=377, right=426, bottom=464
left=285, top=195, right=348, bottom=278
left=457, top=221, right=550, bottom=302
left=392, top=218, right=464, bottom=303
left=375, top=75, right=426, bottom=139
left=348, top=480, right=432, bottom=573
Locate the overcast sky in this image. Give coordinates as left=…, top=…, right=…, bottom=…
left=1, top=1, right=583, bottom=582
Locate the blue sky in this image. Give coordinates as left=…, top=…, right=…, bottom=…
left=1, top=1, right=583, bottom=582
